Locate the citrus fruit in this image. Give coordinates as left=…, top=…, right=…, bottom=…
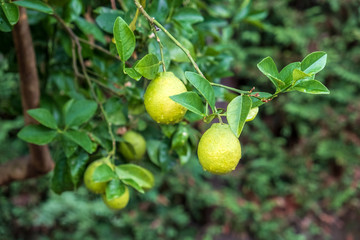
left=197, top=123, right=241, bottom=175
left=83, top=158, right=114, bottom=194
left=144, top=72, right=187, bottom=124
left=119, top=131, right=146, bottom=161
left=246, top=107, right=259, bottom=122
left=102, top=186, right=130, bottom=210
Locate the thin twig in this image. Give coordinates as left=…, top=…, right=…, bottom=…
left=151, top=25, right=166, bottom=72
left=134, top=0, right=204, bottom=78
left=53, top=14, right=117, bottom=159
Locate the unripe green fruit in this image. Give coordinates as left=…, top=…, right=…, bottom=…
left=119, top=131, right=146, bottom=161
left=83, top=159, right=114, bottom=194
left=102, top=186, right=130, bottom=210
left=144, top=72, right=187, bottom=124
left=197, top=123, right=242, bottom=175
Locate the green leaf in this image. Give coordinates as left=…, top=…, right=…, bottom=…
left=121, top=178, right=144, bottom=193
left=13, top=0, right=53, bottom=14
left=115, top=164, right=155, bottom=191
left=92, top=163, right=115, bottom=183
left=279, top=62, right=301, bottom=86
left=292, top=69, right=312, bottom=84
left=134, top=54, right=160, bottom=80
left=301, top=51, right=327, bottom=75
left=257, top=57, right=284, bottom=89
left=63, top=130, right=94, bottom=153
left=104, top=97, right=126, bottom=126
left=67, top=151, right=89, bottom=186
left=171, top=124, right=189, bottom=149
left=1, top=3, right=19, bottom=26
left=146, top=139, right=161, bottom=166
left=125, top=67, right=142, bottom=80
left=226, top=95, right=252, bottom=137
left=113, top=16, right=135, bottom=62
left=0, top=7, right=12, bottom=32
left=105, top=179, right=126, bottom=200
left=95, top=11, right=124, bottom=34
left=65, top=99, right=97, bottom=127
left=173, top=8, right=204, bottom=24
left=27, top=108, right=58, bottom=129
left=18, top=125, right=57, bottom=145
left=170, top=91, right=205, bottom=116
left=74, top=17, right=105, bottom=44
left=290, top=79, right=330, bottom=94
left=185, top=72, right=215, bottom=111
left=51, top=152, right=74, bottom=194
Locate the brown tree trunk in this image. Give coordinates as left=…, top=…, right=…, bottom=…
left=0, top=7, right=54, bottom=185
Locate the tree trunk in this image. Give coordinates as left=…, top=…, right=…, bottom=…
left=0, top=7, right=54, bottom=185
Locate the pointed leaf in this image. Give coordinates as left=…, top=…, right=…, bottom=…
left=279, top=62, right=301, bottom=86
left=113, top=16, right=135, bottom=62
left=170, top=91, right=205, bottom=116
left=185, top=72, right=215, bottom=111
left=0, top=7, right=12, bottom=32
left=18, top=125, right=57, bottom=145
left=63, top=130, right=94, bottom=153
left=125, top=67, right=142, bottom=80
left=51, top=152, right=74, bottom=194
left=292, top=69, right=312, bottom=84
left=146, top=139, right=161, bottom=166
left=105, top=179, right=126, bottom=200
left=134, top=54, right=160, bottom=80
left=27, top=108, right=58, bottom=129
left=226, top=95, right=252, bottom=137
left=12, top=0, right=53, bottom=14
left=257, top=57, right=284, bottom=89
left=301, top=51, right=327, bottom=75
left=1, top=3, right=19, bottom=25
left=74, top=17, right=105, bottom=44
left=65, top=99, right=97, bottom=127
left=121, top=178, right=144, bottom=193
left=291, top=79, right=330, bottom=94
left=115, top=164, right=155, bottom=191
left=92, top=163, right=115, bottom=182
left=67, top=151, right=89, bottom=186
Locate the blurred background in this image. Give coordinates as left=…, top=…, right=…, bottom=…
left=1, top=0, right=360, bottom=239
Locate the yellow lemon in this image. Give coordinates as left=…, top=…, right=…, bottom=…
left=197, top=123, right=241, bottom=175
left=119, top=131, right=146, bottom=161
left=102, top=186, right=130, bottom=210
left=144, top=72, right=187, bottom=124
left=83, top=158, right=114, bottom=194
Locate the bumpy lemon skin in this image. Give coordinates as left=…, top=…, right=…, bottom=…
left=84, top=159, right=114, bottom=194
left=102, top=186, right=130, bottom=210
left=119, top=131, right=146, bottom=161
left=197, top=123, right=242, bottom=175
left=144, top=72, right=187, bottom=124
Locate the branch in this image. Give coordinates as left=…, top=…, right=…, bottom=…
left=0, top=7, right=54, bottom=186
left=133, top=0, right=204, bottom=78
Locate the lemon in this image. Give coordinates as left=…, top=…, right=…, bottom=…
left=119, top=131, right=146, bottom=161
left=197, top=123, right=241, bottom=175
left=144, top=72, right=187, bottom=124
left=83, top=158, right=114, bottom=194
left=246, top=107, right=259, bottom=122
left=102, top=186, right=130, bottom=210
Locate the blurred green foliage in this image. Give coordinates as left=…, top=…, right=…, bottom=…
left=1, top=0, right=360, bottom=239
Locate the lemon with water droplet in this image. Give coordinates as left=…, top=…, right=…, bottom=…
left=144, top=72, right=187, bottom=124
left=197, top=123, right=241, bottom=175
